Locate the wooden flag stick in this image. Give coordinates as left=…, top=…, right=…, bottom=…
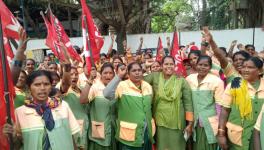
left=0, top=15, right=14, bottom=150
left=83, top=15, right=95, bottom=66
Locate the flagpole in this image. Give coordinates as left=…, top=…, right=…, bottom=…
left=83, top=16, right=95, bottom=66
left=156, top=37, right=159, bottom=54
left=49, top=8, right=61, bottom=42
left=170, top=27, right=177, bottom=56
left=179, top=30, right=181, bottom=46
left=47, top=7, right=65, bottom=60
left=0, top=15, right=14, bottom=150
left=20, top=0, right=26, bottom=31
left=50, top=11, right=63, bottom=60
left=40, top=10, right=61, bottom=60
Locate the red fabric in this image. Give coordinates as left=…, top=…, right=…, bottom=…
left=0, top=54, right=15, bottom=150
left=48, top=10, right=82, bottom=62
left=0, top=0, right=22, bottom=59
left=190, top=45, right=199, bottom=51
left=170, top=31, right=187, bottom=77
left=42, top=13, right=60, bottom=58
left=81, top=0, right=104, bottom=72
left=156, top=37, right=163, bottom=62
left=3, top=31, right=13, bottom=59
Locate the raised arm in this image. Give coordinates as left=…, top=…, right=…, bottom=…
left=103, top=64, right=126, bottom=100
left=227, top=40, right=237, bottom=58
left=60, top=64, right=71, bottom=93
left=166, top=37, right=172, bottom=52
left=125, top=47, right=134, bottom=64
left=79, top=69, right=97, bottom=104
left=11, top=28, right=28, bottom=85
left=106, top=34, right=115, bottom=57
left=200, top=36, right=208, bottom=55
left=137, top=37, right=143, bottom=52
left=203, top=27, right=229, bottom=69
left=103, top=75, right=122, bottom=100
left=59, top=43, right=72, bottom=93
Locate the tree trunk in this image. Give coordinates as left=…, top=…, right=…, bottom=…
left=68, top=8, right=73, bottom=37
left=261, top=0, right=264, bottom=25
left=115, top=25, right=126, bottom=54
left=24, top=7, right=40, bottom=37
left=200, top=0, right=208, bottom=27
left=145, top=16, right=151, bottom=33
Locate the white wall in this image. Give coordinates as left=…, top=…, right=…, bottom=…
left=25, top=28, right=264, bottom=54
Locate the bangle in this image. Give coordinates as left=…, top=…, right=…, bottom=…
left=217, top=128, right=226, bottom=136
left=218, top=128, right=225, bottom=132
left=13, top=60, right=23, bottom=67
left=217, top=133, right=225, bottom=137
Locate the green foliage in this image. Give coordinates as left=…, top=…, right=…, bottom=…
left=150, top=0, right=242, bottom=32
left=207, top=0, right=232, bottom=29
left=151, top=0, right=193, bottom=33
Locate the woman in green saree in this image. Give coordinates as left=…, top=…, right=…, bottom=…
left=144, top=56, right=194, bottom=150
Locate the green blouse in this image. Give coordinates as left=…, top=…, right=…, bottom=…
left=14, top=87, right=26, bottom=108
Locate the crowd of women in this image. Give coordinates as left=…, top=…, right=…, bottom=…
left=2, top=27, right=264, bottom=150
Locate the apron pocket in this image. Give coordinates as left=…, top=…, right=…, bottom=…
left=208, top=116, right=218, bottom=136
left=226, top=122, right=243, bottom=146
left=91, top=121, right=105, bottom=139
left=77, top=120, right=84, bottom=135
left=119, top=121, right=137, bottom=141
left=151, top=118, right=156, bottom=137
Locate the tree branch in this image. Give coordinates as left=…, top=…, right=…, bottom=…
left=124, top=0, right=133, bottom=19
left=117, top=0, right=126, bottom=25
left=90, top=8, right=119, bottom=28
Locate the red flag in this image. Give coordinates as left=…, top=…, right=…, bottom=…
left=0, top=0, right=22, bottom=59
left=0, top=2, right=20, bottom=148
left=156, top=37, right=163, bottom=62
left=170, top=31, right=187, bottom=77
left=48, top=9, right=82, bottom=62
left=41, top=12, right=60, bottom=58
left=3, top=32, right=13, bottom=58
left=80, top=0, right=104, bottom=72
left=0, top=57, right=15, bottom=150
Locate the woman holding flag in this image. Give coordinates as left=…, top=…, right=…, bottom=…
left=3, top=27, right=81, bottom=150
left=59, top=64, right=90, bottom=150
left=3, top=70, right=81, bottom=150
left=144, top=56, right=193, bottom=150
left=80, top=63, right=117, bottom=150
